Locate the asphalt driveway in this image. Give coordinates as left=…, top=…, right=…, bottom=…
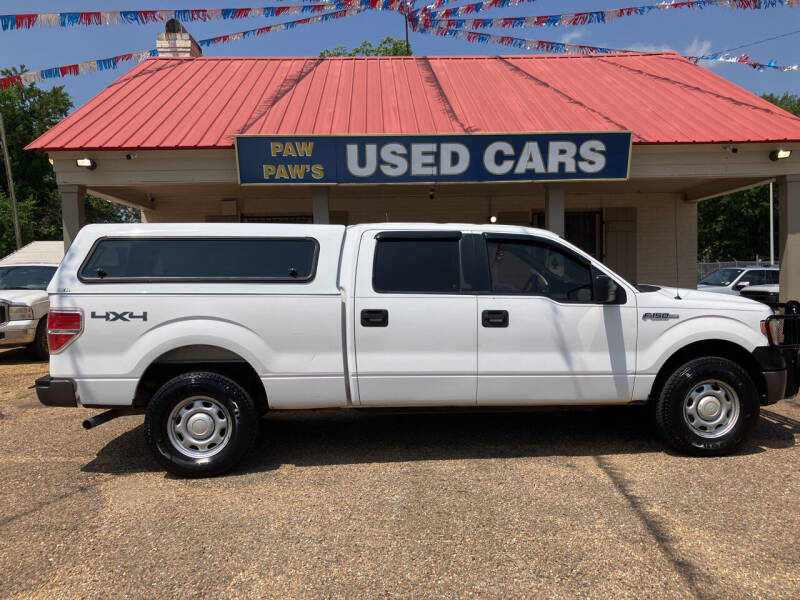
left=1, top=346, right=798, bottom=599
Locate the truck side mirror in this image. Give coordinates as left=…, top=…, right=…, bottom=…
left=734, top=281, right=750, bottom=291
left=594, top=274, right=617, bottom=304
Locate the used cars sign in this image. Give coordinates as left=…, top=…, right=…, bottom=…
left=236, top=132, right=632, bottom=185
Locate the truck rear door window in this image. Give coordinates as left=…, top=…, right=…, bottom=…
left=373, top=237, right=461, bottom=293
left=79, top=237, right=317, bottom=282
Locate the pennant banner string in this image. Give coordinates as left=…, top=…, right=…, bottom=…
left=0, top=1, right=411, bottom=32
left=0, top=6, right=366, bottom=89
left=414, top=0, right=800, bottom=31
left=416, top=24, right=800, bottom=71
left=4, top=4, right=798, bottom=90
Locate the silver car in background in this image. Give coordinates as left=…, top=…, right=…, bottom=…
left=698, top=266, right=779, bottom=295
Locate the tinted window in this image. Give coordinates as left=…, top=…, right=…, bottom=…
left=767, top=270, right=780, bottom=284
left=487, top=239, right=593, bottom=302
left=0, top=266, right=57, bottom=290
left=742, top=270, right=773, bottom=286
left=699, top=268, right=743, bottom=286
left=373, top=239, right=460, bottom=293
left=80, top=238, right=317, bottom=282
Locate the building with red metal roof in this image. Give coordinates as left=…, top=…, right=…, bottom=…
left=26, top=28, right=800, bottom=298
left=29, top=53, right=800, bottom=151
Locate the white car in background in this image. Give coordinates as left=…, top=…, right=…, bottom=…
left=740, top=284, right=781, bottom=309
left=0, top=242, right=63, bottom=360
left=698, top=266, right=779, bottom=295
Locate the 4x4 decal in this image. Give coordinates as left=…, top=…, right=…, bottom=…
left=91, top=311, right=148, bottom=322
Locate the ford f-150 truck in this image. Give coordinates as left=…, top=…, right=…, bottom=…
left=35, top=223, right=800, bottom=476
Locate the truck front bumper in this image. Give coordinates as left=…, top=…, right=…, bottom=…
left=0, top=318, right=37, bottom=347
left=752, top=346, right=799, bottom=405
left=35, top=376, right=78, bottom=407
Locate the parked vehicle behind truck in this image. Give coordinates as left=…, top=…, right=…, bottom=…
left=35, top=223, right=800, bottom=476
left=0, top=241, right=64, bottom=359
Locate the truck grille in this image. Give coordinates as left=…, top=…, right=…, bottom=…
left=766, top=314, right=800, bottom=347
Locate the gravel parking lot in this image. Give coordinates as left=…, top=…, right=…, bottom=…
left=1, top=346, right=798, bottom=599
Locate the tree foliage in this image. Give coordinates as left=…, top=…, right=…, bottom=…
left=697, top=92, right=800, bottom=262
left=0, top=66, right=139, bottom=258
left=320, top=36, right=411, bottom=57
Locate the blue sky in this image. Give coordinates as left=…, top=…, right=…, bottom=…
left=1, top=1, right=799, bottom=110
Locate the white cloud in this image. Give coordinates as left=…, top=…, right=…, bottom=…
left=622, top=39, right=718, bottom=68
left=684, top=39, right=713, bottom=58
left=560, top=30, right=587, bottom=44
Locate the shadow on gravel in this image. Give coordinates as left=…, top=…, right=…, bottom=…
left=0, top=346, right=45, bottom=365
left=82, top=405, right=799, bottom=476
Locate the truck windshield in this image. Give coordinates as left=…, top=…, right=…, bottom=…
left=0, top=266, right=57, bottom=290
left=699, top=268, right=744, bottom=287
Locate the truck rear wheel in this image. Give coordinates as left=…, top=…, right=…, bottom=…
left=654, top=357, right=759, bottom=456
left=145, top=371, right=259, bottom=477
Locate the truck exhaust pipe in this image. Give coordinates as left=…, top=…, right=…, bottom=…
left=82, top=409, right=123, bottom=430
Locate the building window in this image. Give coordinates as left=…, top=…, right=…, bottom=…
left=79, top=237, right=318, bottom=282
left=373, top=237, right=461, bottom=294
left=486, top=238, right=593, bottom=302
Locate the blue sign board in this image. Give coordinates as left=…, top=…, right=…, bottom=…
left=236, top=132, right=632, bottom=185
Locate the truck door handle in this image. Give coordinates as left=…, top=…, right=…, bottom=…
left=361, top=309, right=389, bottom=327
left=482, top=310, right=509, bottom=328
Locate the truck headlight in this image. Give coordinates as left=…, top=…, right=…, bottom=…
left=8, top=305, right=34, bottom=320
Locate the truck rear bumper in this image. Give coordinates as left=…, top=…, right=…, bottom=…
left=35, top=376, right=78, bottom=407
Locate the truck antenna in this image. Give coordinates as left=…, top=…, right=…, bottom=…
left=674, top=197, right=682, bottom=300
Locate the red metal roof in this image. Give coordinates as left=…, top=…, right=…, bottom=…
left=27, top=53, right=800, bottom=151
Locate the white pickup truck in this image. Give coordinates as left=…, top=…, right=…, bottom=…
left=35, top=223, right=799, bottom=476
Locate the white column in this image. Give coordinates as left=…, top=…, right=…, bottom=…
left=778, top=175, right=800, bottom=303
left=545, top=184, right=565, bottom=237
left=59, top=184, right=86, bottom=250
left=312, top=187, right=329, bottom=224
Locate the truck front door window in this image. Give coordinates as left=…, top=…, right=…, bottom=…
left=486, top=240, right=593, bottom=303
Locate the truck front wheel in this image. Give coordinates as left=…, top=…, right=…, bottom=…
left=654, top=357, right=760, bottom=456
left=145, top=371, right=259, bottom=477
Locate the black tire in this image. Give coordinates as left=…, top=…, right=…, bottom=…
left=27, top=318, right=49, bottom=361
left=654, top=357, right=760, bottom=456
left=145, top=371, right=259, bottom=477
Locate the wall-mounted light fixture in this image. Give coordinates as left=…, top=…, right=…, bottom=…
left=75, top=158, right=97, bottom=170
left=769, top=149, right=792, bottom=162
left=488, top=215, right=498, bottom=223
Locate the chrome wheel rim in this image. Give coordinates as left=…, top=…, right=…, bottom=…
left=167, top=396, right=232, bottom=459
left=683, top=380, right=740, bottom=439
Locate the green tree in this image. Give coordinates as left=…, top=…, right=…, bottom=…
left=320, top=36, right=411, bottom=57
left=0, top=65, right=72, bottom=251
left=0, top=66, right=139, bottom=258
left=697, top=92, right=800, bottom=262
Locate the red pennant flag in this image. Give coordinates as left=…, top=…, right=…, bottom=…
left=0, top=74, right=23, bottom=89
left=16, top=14, right=38, bottom=29
left=60, top=64, right=80, bottom=77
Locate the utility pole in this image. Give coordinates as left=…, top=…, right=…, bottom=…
left=404, top=13, right=410, bottom=55
left=769, top=180, right=775, bottom=265
left=0, top=112, right=22, bottom=250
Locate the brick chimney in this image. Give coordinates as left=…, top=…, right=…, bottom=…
left=156, top=19, right=202, bottom=58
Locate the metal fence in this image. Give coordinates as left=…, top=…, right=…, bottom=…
left=698, top=260, right=778, bottom=281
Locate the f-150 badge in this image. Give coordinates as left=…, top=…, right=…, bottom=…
left=91, top=311, right=147, bottom=322
left=642, top=313, right=679, bottom=321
